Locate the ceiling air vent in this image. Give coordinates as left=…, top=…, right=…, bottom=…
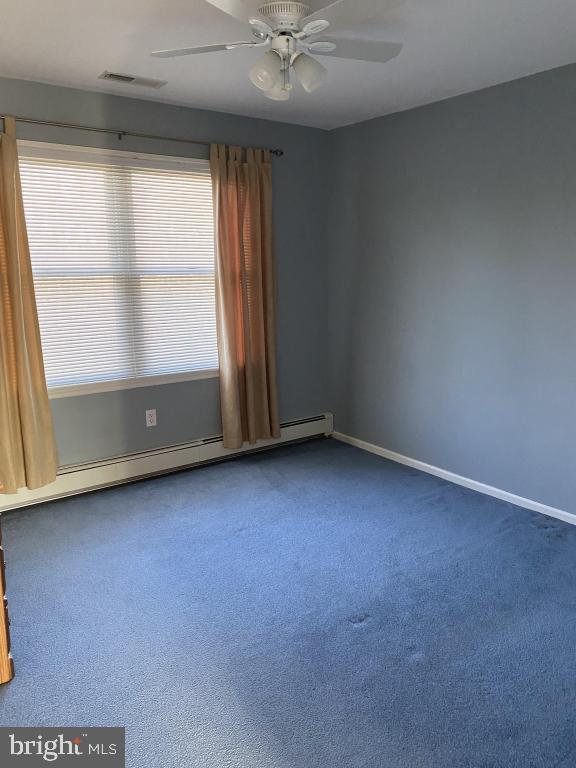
left=98, top=71, right=167, bottom=89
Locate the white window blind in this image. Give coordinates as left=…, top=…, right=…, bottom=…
left=18, top=141, right=218, bottom=394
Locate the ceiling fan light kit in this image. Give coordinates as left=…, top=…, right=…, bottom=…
left=151, top=0, right=404, bottom=101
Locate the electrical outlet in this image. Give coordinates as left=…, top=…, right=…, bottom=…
left=145, top=409, right=157, bottom=428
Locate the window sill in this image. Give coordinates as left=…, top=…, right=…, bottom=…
left=48, top=369, right=219, bottom=399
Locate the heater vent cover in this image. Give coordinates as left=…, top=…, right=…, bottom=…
left=98, top=71, right=167, bottom=89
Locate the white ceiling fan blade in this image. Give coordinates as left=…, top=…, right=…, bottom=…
left=152, top=42, right=256, bottom=58
left=204, top=0, right=258, bottom=23
left=302, top=0, right=405, bottom=29
left=308, top=38, right=402, bottom=64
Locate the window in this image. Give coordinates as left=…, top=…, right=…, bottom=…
left=18, top=141, right=218, bottom=396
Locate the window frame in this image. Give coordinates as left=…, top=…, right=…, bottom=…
left=18, top=140, right=219, bottom=399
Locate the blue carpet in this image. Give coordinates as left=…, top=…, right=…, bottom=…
left=1, top=438, right=575, bottom=767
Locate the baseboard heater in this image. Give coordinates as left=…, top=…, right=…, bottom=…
left=1, top=413, right=333, bottom=512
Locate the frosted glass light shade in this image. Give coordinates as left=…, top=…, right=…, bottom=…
left=293, top=53, right=327, bottom=93
left=249, top=51, right=282, bottom=92
left=264, top=82, right=290, bottom=101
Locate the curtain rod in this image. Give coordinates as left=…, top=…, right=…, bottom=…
left=1, top=115, right=284, bottom=157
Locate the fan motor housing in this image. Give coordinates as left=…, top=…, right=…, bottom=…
left=258, top=2, right=310, bottom=30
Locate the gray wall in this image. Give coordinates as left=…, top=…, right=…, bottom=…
left=329, top=63, right=576, bottom=512
left=5, top=65, right=576, bottom=511
left=0, top=77, right=331, bottom=464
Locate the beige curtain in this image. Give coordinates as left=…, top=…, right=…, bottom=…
left=210, top=144, right=280, bottom=449
left=0, top=117, right=58, bottom=493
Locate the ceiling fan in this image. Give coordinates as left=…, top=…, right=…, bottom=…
left=151, top=0, right=404, bottom=101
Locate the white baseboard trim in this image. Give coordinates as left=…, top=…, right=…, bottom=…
left=1, top=413, right=334, bottom=513
left=333, top=431, right=576, bottom=527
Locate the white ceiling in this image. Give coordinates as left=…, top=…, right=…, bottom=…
left=1, top=0, right=576, bottom=129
